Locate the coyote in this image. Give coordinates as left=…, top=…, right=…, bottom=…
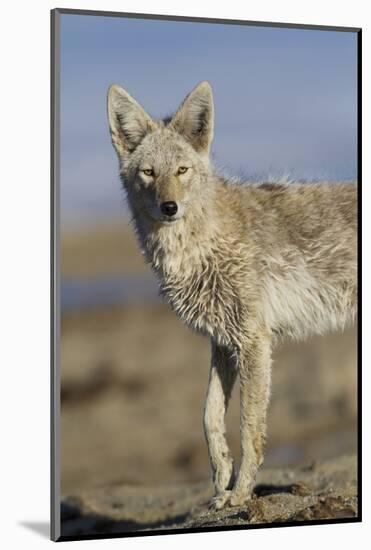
left=107, top=81, right=357, bottom=509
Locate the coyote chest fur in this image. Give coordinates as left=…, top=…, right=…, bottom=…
left=146, top=222, right=253, bottom=347
left=108, top=80, right=357, bottom=509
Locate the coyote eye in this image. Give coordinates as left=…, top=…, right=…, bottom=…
left=177, top=167, right=188, bottom=175
left=142, top=169, right=154, bottom=177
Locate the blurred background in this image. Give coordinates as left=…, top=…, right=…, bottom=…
left=60, top=13, right=357, bottom=496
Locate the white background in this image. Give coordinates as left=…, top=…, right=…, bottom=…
left=0, top=0, right=368, bottom=548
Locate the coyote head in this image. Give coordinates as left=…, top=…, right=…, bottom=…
left=107, top=81, right=214, bottom=225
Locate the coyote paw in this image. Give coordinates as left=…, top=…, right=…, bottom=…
left=209, top=488, right=253, bottom=510
left=209, top=491, right=232, bottom=510
left=229, top=490, right=252, bottom=507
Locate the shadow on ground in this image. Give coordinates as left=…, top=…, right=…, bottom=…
left=19, top=522, right=50, bottom=539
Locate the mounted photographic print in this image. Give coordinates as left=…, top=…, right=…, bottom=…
left=51, top=8, right=361, bottom=542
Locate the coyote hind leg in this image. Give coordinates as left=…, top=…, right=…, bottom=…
left=203, top=340, right=238, bottom=507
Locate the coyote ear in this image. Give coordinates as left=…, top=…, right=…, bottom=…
left=170, top=81, right=214, bottom=155
left=107, top=84, right=154, bottom=155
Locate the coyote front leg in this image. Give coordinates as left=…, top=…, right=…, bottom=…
left=211, top=332, right=272, bottom=509
left=230, top=333, right=272, bottom=507
left=203, top=341, right=238, bottom=506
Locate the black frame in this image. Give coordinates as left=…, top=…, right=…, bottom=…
left=51, top=7, right=362, bottom=542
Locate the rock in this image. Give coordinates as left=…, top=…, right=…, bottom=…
left=60, top=454, right=358, bottom=538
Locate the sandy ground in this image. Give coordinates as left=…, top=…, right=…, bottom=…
left=61, top=455, right=357, bottom=538
left=60, top=223, right=358, bottom=535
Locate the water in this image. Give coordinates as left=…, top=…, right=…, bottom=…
left=61, top=275, right=161, bottom=312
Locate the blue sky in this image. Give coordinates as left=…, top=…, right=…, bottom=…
left=60, top=14, right=357, bottom=227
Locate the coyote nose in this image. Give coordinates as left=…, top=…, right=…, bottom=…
left=160, top=201, right=178, bottom=217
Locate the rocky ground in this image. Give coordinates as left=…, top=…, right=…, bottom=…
left=61, top=455, right=358, bottom=538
